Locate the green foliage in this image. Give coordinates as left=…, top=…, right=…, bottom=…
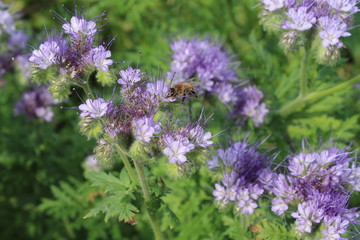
left=255, top=219, right=295, bottom=240
left=84, top=170, right=139, bottom=222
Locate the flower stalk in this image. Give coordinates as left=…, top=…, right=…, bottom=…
left=278, top=73, right=360, bottom=116
left=134, top=160, right=163, bottom=240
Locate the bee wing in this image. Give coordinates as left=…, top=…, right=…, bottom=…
left=184, top=77, right=201, bottom=87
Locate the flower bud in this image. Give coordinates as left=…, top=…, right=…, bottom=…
left=94, top=138, right=114, bottom=164
left=79, top=116, right=103, bottom=139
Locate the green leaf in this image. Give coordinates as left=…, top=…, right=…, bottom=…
left=86, top=171, right=130, bottom=192
left=84, top=195, right=138, bottom=222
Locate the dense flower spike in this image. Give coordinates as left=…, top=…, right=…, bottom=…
left=258, top=0, right=359, bottom=62
left=210, top=140, right=273, bottom=214
left=14, top=86, right=58, bottom=122
left=270, top=143, right=360, bottom=239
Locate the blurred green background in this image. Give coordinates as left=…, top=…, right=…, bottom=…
left=2, top=0, right=360, bottom=239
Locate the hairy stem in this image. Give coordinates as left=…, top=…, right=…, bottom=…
left=299, top=45, right=310, bottom=97
left=114, top=144, right=137, bottom=184
left=134, top=160, right=163, bottom=240
left=278, top=73, right=360, bottom=116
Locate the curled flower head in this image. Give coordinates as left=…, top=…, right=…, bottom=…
left=79, top=98, right=109, bottom=118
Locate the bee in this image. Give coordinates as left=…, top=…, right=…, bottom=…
left=166, top=78, right=199, bottom=103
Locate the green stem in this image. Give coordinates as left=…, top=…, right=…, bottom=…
left=114, top=144, right=137, bottom=184
left=278, top=73, right=360, bottom=116
left=133, top=160, right=163, bottom=240
left=299, top=46, right=310, bottom=97
left=304, top=74, right=360, bottom=102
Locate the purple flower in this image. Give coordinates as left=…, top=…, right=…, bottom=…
left=282, top=7, right=316, bottom=31
left=326, top=0, right=358, bottom=13
left=163, top=135, right=195, bottom=164
left=79, top=98, right=109, bottom=118
left=86, top=45, right=113, bottom=71
left=62, top=16, right=97, bottom=41
left=319, top=16, right=351, bottom=47
left=133, top=116, right=161, bottom=142
left=146, top=80, right=175, bottom=102
left=117, top=67, right=142, bottom=86
left=14, top=87, right=58, bottom=122
left=169, top=38, right=238, bottom=96
left=232, top=85, right=269, bottom=126
left=0, top=9, right=15, bottom=34
left=210, top=139, right=273, bottom=214
left=29, top=41, right=60, bottom=69
left=260, top=0, right=288, bottom=12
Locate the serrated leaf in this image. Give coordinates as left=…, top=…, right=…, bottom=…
left=84, top=195, right=138, bottom=222
left=86, top=171, right=129, bottom=192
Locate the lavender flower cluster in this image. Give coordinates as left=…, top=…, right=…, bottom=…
left=210, top=139, right=360, bottom=239
left=270, top=146, right=360, bottom=239
left=79, top=66, right=213, bottom=166
left=30, top=15, right=112, bottom=74
left=14, top=86, right=58, bottom=122
left=0, top=1, right=29, bottom=78
left=259, top=0, right=358, bottom=62
left=209, top=140, right=273, bottom=214
left=169, top=38, right=269, bottom=126
left=29, top=14, right=113, bottom=100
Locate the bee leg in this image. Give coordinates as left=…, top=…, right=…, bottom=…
left=182, top=96, right=186, bottom=103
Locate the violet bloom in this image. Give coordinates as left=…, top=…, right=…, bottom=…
left=87, top=45, right=113, bottom=71
left=117, top=67, right=142, bottom=86
left=29, top=41, right=60, bottom=69
left=79, top=98, right=109, bottom=118
left=233, top=85, right=269, bottom=126
left=319, top=16, right=351, bottom=47
left=146, top=80, right=175, bottom=102
left=326, top=0, right=358, bottom=13
left=282, top=7, right=316, bottom=31
left=14, top=87, right=58, bottom=122
left=170, top=38, right=238, bottom=96
left=133, top=116, right=161, bottom=143
left=210, top=140, right=273, bottom=214
left=260, top=0, right=288, bottom=12
left=0, top=9, right=15, bottom=34
left=163, top=135, right=195, bottom=164
left=62, top=16, right=97, bottom=41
